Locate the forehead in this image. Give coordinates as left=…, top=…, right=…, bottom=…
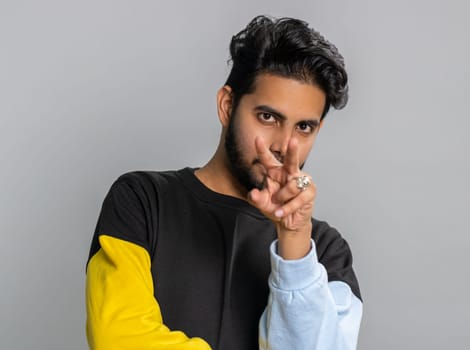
left=243, top=73, right=326, bottom=121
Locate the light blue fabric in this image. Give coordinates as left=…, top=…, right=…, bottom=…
left=259, top=240, right=362, bottom=350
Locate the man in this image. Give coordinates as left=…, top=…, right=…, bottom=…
left=86, top=15, right=362, bottom=350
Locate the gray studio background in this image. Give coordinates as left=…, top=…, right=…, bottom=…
left=1, top=1, right=468, bottom=349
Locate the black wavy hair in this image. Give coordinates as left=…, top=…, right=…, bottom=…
left=225, top=15, right=349, bottom=120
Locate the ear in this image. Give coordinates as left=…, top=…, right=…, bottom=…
left=217, top=85, right=233, bottom=128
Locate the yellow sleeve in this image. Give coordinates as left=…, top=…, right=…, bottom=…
left=86, top=235, right=211, bottom=350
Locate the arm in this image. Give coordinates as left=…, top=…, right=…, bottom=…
left=86, top=173, right=211, bottom=350
left=258, top=240, right=362, bottom=350
left=86, top=234, right=211, bottom=350
left=247, top=137, right=362, bottom=349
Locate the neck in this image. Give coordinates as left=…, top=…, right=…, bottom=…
left=195, top=144, right=248, bottom=200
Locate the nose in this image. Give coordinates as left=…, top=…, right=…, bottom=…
left=270, top=150, right=284, bottom=164
left=269, top=129, right=292, bottom=164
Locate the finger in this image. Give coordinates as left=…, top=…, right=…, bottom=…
left=274, top=183, right=317, bottom=218
left=247, top=188, right=266, bottom=207
left=266, top=175, right=281, bottom=195
left=273, top=175, right=312, bottom=204
left=255, top=136, right=282, bottom=168
left=248, top=186, right=278, bottom=214
left=283, top=138, right=300, bottom=175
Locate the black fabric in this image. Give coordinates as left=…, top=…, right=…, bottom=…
left=88, top=167, right=361, bottom=350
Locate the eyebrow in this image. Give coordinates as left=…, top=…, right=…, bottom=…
left=253, top=105, right=321, bottom=127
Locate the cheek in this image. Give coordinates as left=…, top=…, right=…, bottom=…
left=234, top=125, right=258, bottom=154
left=299, top=141, right=315, bottom=162
left=235, top=130, right=253, bottom=155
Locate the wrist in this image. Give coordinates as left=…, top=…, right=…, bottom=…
left=276, top=220, right=312, bottom=260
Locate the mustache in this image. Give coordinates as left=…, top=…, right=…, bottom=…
left=252, top=157, right=306, bottom=170
left=252, top=152, right=284, bottom=165
left=272, top=152, right=284, bottom=164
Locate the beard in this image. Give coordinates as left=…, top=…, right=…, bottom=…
left=225, top=115, right=266, bottom=191
left=224, top=113, right=307, bottom=192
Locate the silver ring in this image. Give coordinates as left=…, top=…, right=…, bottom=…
left=294, top=175, right=311, bottom=191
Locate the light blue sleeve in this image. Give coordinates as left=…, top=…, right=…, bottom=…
left=259, top=240, right=363, bottom=350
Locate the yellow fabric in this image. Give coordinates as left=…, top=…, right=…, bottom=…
left=86, top=235, right=211, bottom=350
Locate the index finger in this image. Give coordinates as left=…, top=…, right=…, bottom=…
left=255, top=136, right=282, bottom=168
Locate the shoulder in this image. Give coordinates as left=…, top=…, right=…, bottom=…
left=104, top=168, right=197, bottom=216
left=311, top=218, right=346, bottom=256
left=109, top=169, right=185, bottom=196
left=113, top=169, right=175, bottom=187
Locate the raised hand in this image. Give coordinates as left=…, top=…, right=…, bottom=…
left=247, top=136, right=316, bottom=259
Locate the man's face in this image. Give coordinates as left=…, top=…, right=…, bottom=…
left=225, top=73, right=326, bottom=191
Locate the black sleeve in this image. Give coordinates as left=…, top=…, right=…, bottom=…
left=87, top=172, right=159, bottom=266
left=312, top=218, right=362, bottom=301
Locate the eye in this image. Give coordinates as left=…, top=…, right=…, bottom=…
left=296, top=122, right=315, bottom=134
left=257, top=112, right=277, bottom=124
